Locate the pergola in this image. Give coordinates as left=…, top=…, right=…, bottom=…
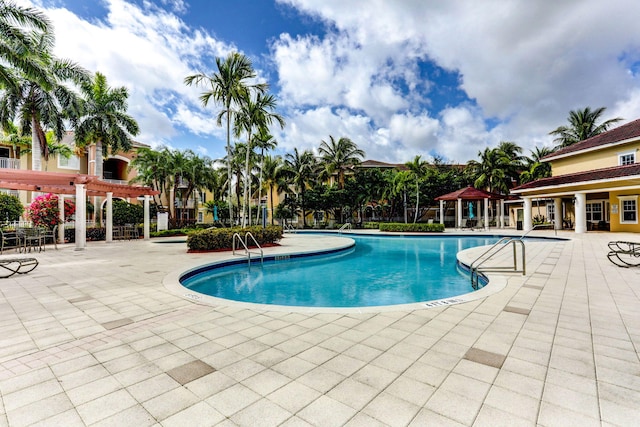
left=435, top=186, right=506, bottom=229
left=0, top=169, right=158, bottom=250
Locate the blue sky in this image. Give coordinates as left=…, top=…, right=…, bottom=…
left=27, top=0, right=640, bottom=164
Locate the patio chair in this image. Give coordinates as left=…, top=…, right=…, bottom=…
left=607, top=241, right=640, bottom=268
left=0, top=258, right=39, bottom=278
left=38, top=225, right=58, bottom=250
left=1, top=230, right=23, bottom=254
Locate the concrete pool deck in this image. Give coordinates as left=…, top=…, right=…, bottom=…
left=0, top=230, right=639, bottom=426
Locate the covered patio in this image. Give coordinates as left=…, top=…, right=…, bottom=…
left=435, top=186, right=507, bottom=230
left=0, top=169, right=158, bottom=250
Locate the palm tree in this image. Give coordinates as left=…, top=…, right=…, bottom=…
left=184, top=52, right=266, bottom=222
left=261, top=155, right=286, bottom=225
left=130, top=147, right=174, bottom=220
left=405, top=155, right=429, bottom=223
left=0, top=33, right=88, bottom=171
left=284, top=148, right=317, bottom=227
left=550, top=107, right=623, bottom=149
left=252, top=128, right=277, bottom=224
left=392, top=170, right=412, bottom=223
left=74, top=72, right=139, bottom=179
left=234, top=91, right=285, bottom=226
left=0, top=0, right=52, bottom=90
left=318, top=136, right=365, bottom=189
left=520, top=146, right=554, bottom=183
left=466, top=147, right=510, bottom=194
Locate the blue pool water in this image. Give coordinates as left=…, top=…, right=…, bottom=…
left=181, top=234, right=502, bottom=308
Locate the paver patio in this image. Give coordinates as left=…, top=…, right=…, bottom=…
left=0, top=230, right=639, bottom=426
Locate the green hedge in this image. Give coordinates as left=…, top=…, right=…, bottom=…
left=187, top=225, right=283, bottom=251
left=378, top=222, right=445, bottom=232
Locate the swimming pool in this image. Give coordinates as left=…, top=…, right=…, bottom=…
left=180, top=234, right=502, bottom=308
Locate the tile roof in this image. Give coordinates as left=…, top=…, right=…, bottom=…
left=512, top=162, right=640, bottom=192
left=545, top=118, right=640, bottom=159
left=435, top=186, right=506, bottom=201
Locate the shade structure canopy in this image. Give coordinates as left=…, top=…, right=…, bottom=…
left=0, top=169, right=158, bottom=198
left=435, top=186, right=506, bottom=201
left=0, top=169, right=158, bottom=251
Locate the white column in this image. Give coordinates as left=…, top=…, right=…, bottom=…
left=523, top=197, right=533, bottom=232
left=439, top=200, right=444, bottom=225
left=75, top=184, right=86, bottom=250
left=499, top=199, right=505, bottom=228
left=58, top=195, right=64, bottom=243
left=484, top=198, right=489, bottom=230
left=106, top=192, right=113, bottom=243
left=457, top=198, right=462, bottom=228
left=554, top=198, right=562, bottom=230
left=144, top=195, right=150, bottom=240
left=575, top=192, right=587, bottom=233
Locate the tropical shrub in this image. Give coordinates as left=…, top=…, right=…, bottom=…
left=28, top=193, right=75, bottom=228
left=378, top=222, right=445, bottom=232
left=187, top=226, right=283, bottom=251
left=112, top=200, right=143, bottom=225
left=0, top=194, right=24, bottom=223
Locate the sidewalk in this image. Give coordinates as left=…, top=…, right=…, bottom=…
left=0, top=231, right=639, bottom=426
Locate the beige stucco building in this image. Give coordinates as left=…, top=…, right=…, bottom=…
left=512, top=118, right=640, bottom=233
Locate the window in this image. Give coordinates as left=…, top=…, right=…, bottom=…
left=618, top=151, right=636, bottom=166
left=586, top=202, right=602, bottom=222
left=618, top=196, right=638, bottom=224
left=198, top=212, right=203, bottom=223
left=198, top=191, right=206, bottom=204
left=546, top=203, right=555, bottom=222
left=58, top=154, right=80, bottom=170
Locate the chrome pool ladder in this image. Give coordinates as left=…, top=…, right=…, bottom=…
left=232, top=232, right=264, bottom=266
left=469, top=237, right=526, bottom=289
left=338, top=223, right=352, bottom=233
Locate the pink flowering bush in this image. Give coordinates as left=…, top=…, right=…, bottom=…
left=27, top=193, right=75, bottom=228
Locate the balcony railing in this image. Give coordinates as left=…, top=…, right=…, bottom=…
left=0, top=157, right=20, bottom=169
left=0, top=189, right=20, bottom=198
left=101, top=178, right=129, bottom=185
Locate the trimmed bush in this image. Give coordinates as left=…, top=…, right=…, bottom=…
left=0, top=193, right=24, bottom=222
left=362, top=222, right=380, bottom=229
left=378, top=222, right=445, bottom=232
left=187, top=225, right=283, bottom=251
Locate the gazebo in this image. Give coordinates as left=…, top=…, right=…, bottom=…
left=0, top=169, right=158, bottom=250
left=435, top=186, right=507, bottom=229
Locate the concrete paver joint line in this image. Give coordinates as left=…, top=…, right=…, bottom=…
left=0, top=231, right=638, bottom=425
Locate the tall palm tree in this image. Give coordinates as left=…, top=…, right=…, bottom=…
left=130, top=147, right=174, bottom=219
left=184, top=52, right=266, bottom=222
left=252, top=128, right=278, bottom=224
left=74, top=72, right=139, bottom=179
left=318, top=136, right=365, bottom=189
left=261, top=155, right=286, bottom=225
left=285, top=148, right=317, bottom=227
left=234, top=91, right=285, bottom=226
left=520, top=146, right=554, bottom=183
left=0, top=32, right=88, bottom=171
left=0, top=0, right=52, bottom=90
left=466, top=147, right=510, bottom=194
left=405, top=155, right=429, bottom=223
left=550, top=106, right=623, bottom=149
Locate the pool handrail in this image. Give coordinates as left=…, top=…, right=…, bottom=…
left=469, top=223, right=556, bottom=287
left=232, top=232, right=263, bottom=266
left=338, top=223, right=352, bottom=233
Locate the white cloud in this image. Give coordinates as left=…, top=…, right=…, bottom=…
left=275, top=0, right=640, bottom=162
left=22, top=0, right=640, bottom=164
left=28, top=0, right=234, bottom=152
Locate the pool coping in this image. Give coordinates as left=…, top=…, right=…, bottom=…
left=161, top=233, right=541, bottom=313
